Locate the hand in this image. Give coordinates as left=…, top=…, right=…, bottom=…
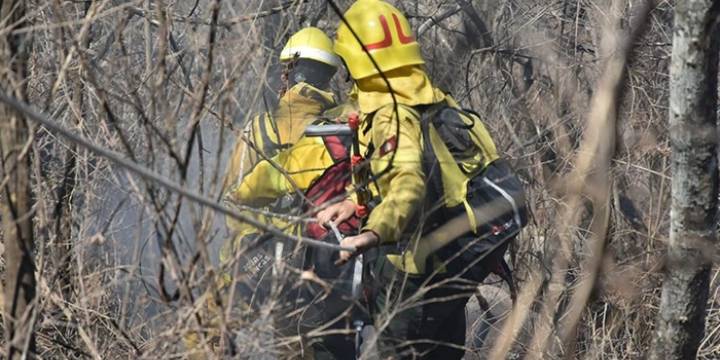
left=336, top=231, right=379, bottom=266
left=316, top=199, right=356, bottom=227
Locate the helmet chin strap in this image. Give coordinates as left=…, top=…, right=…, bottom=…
left=278, top=56, right=297, bottom=98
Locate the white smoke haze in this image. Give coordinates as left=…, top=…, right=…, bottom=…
left=2, top=0, right=720, bottom=359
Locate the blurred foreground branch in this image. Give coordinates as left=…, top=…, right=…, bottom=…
left=490, top=1, right=652, bottom=358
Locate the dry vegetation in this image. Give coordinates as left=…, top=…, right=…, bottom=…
left=0, top=0, right=718, bottom=359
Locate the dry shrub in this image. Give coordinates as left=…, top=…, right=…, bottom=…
left=2, top=0, right=718, bottom=359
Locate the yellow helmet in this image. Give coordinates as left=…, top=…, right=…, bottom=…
left=280, top=27, right=341, bottom=67
left=334, top=0, right=424, bottom=80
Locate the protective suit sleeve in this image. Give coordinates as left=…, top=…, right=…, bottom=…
left=225, top=137, right=335, bottom=207
left=362, top=106, right=426, bottom=244
left=222, top=115, right=261, bottom=194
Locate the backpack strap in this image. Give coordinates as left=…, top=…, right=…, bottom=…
left=416, top=102, right=450, bottom=224
left=322, top=135, right=351, bottom=162
left=258, top=114, right=283, bottom=156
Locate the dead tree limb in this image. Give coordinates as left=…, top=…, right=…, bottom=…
left=650, top=1, right=720, bottom=359
left=0, top=1, right=36, bottom=358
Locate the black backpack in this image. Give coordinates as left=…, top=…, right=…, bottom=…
left=417, top=103, right=528, bottom=297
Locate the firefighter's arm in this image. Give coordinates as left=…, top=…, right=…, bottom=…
left=362, top=106, right=426, bottom=244
left=225, top=137, right=334, bottom=206
left=225, top=160, right=287, bottom=207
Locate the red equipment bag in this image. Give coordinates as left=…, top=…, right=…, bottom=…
left=303, top=135, right=361, bottom=240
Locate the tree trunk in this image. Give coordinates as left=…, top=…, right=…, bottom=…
left=0, top=0, right=36, bottom=358
left=649, top=1, right=720, bottom=359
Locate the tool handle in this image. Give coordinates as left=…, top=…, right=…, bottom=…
left=304, top=124, right=353, bottom=137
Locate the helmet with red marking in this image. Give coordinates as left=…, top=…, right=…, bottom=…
left=334, top=0, right=424, bottom=80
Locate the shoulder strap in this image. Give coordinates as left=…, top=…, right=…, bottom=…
left=418, top=104, right=446, bottom=212
left=258, top=114, right=282, bottom=157
left=322, top=135, right=351, bottom=162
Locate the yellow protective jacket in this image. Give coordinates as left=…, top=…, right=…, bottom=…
left=354, top=66, right=499, bottom=274
left=221, top=83, right=336, bottom=264
left=222, top=82, right=336, bottom=193
left=221, top=135, right=346, bottom=263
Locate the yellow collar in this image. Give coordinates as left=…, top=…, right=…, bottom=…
left=355, top=66, right=444, bottom=113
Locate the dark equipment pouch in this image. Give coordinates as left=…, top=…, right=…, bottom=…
left=430, top=106, right=477, bottom=162
left=469, top=160, right=528, bottom=238
left=443, top=160, right=527, bottom=281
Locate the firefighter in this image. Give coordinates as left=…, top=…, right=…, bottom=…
left=222, top=26, right=340, bottom=193
left=220, top=31, right=361, bottom=355
left=187, top=129, right=356, bottom=358
left=221, top=26, right=341, bottom=289
left=316, top=1, right=517, bottom=358
left=225, top=126, right=360, bottom=359
left=186, top=27, right=343, bottom=359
